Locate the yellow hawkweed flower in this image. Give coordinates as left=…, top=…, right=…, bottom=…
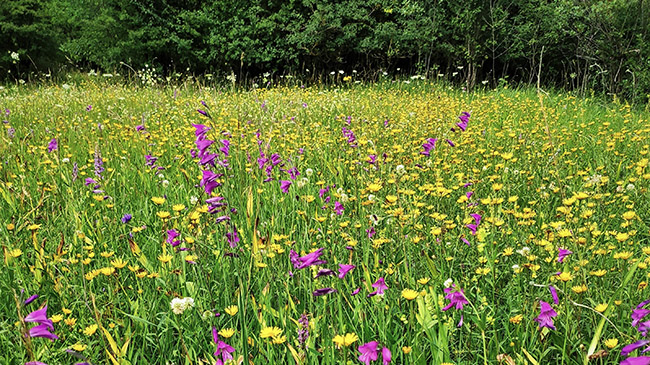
left=604, top=338, right=619, bottom=349
left=571, top=284, right=587, bottom=294
left=111, top=258, right=127, bottom=269
left=157, top=211, right=171, bottom=219
left=8, top=248, right=22, bottom=258
left=158, top=254, right=173, bottom=263
left=417, top=277, right=430, bottom=285
left=71, top=343, right=87, bottom=352
left=225, top=305, right=238, bottom=316
left=595, top=303, right=608, bottom=313
left=50, top=314, right=63, bottom=323
left=65, top=318, right=77, bottom=327
left=332, top=333, right=358, bottom=347
left=219, top=328, right=236, bottom=338
left=590, top=269, right=607, bottom=277
left=402, top=346, right=412, bottom=354
left=83, top=324, right=98, bottom=336
left=557, top=272, right=573, bottom=282
left=509, top=314, right=523, bottom=324
left=151, top=196, right=166, bottom=205
left=260, top=326, right=283, bottom=339
left=401, top=289, right=419, bottom=300
left=272, top=335, right=287, bottom=344
left=173, top=204, right=186, bottom=212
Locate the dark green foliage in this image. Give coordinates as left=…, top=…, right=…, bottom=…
left=1, top=0, right=649, bottom=103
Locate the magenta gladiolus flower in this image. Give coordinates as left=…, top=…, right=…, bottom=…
left=338, top=264, right=355, bottom=278
left=466, top=213, right=481, bottom=235
left=549, top=285, right=559, bottom=305
left=280, top=180, right=291, bottom=193
left=442, top=285, right=469, bottom=312
left=381, top=347, right=392, bottom=364
left=334, top=201, right=344, bottom=215
left=358, top=341, right=379, bottom=365
left=24, top=294, right=39, bottom=305
left=315, top=269, right=335, bottom=279
left=621, top=357, right=650, bottom=365
left=622, top=340, right=650, bottom=357
left=421, top=138, right=437, bottom=156
left=456, top=111, right=470, bottom=132
left=166, top=229, right=181, bottom=247
left=29, top=323, right=58, bottom=341
left=294, top=248, right=327, bottom=269
left=200, top=170, right=223, bottom=195
left=534, top=300, right=558, bottom=330
left=368, top=277, right=388, bottom=297
left=313, top=287, right=337, bottom=296
left=351, top=287, right=361, bottom=296
left=25, top=306, right=54, bottom=330
left=47, top=138, right=57, bottom=152
left=212, top=327, right=235, bottom=365
left=558, top=248, right=573, bottom=263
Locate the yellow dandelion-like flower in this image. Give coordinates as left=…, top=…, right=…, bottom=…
left=50, top=314, right=63, bottom=323
left=260, top=326, right=283, bottom=339
left=557, top=272, right=573, bottom=282
left=151, top=196, right=166, bottom=205
left=62, top=307, right=72, bottom=315
left=509, top=314, right=523, bottom=324
left=8, top=248, right=22, bottom=258
left=614, top=251, right=633, bottom=260
left=272, top=335, right=286, bottom=344
left=219, top=328, right=236, bottom=338
left=111, top=258, right=127, bottom=269
left=385, top=195, right=398, bottom=203
left=590, top=269, right=607, bottom=277
left=157, top=211, right=171, bottom=219
left=402, top=346, right=412, bottom=354
left=173, top=204, right=186, bottom=212
left=6, top=223, right=14, bottom=231
left=401, top=289, right=419, bottom=300
left=604, top=338, right=618, bottom=349
left=417, top=277, right=430, bottom=285
left=502, top=247, right=514, bottom=256
left=65, top=318, right=77, bottom=327
left=83, top=324, right=98, bottom=336
left=225, top=305, right=238, bottom=316
left=28, top=224, right=41, bottom=231
left=571, top=284, right=587, bottom=294
left=595, top=303, right=608, bottom=313
left=101, top=267, right=115, bottom=276
left=71, top=343, right=87, bottom=352
left=158, top=254, right=173, bottom=263
left=332, top=332, right=358, bottom=347
left=616, top=232, right=629, bottom=243
left=367, top=183, right=382, bottom=192
left=623, top=211, right=636, bottom=220
left=100, top=251, right=114, bottom=258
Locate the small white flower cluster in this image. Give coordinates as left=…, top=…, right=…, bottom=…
left=170, top=297, right=195, bottom=315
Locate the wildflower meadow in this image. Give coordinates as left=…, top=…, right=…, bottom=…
left=2, top=78, right=650, bottom=364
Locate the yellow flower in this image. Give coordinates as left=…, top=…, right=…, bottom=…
left=604, top=338, right=619, bottom=349
left=557, top=272, right=573, bottom=282
left=173, top=204, right=186, bottom=212
left=151, top=196, right=166, bottom=205
left=225, top=305, right=238, bottom=316
left=6, top=223, right=14, bottom=231
left=386, top=195, right=398, bottom=203
left=332, top=332, right=358, bottom=347
left=101, top=267, right=115, bottom=276
left=260, top=326, right=283, bottom=339
left=185, top=254, right=197, bottom=263
left=111, top=258, right=127, bottom=269
left=83, top=324, right=98, bottom=336
left=50, top=314, right=63, bottom=323
left=219, top=328, right=236, bottom=338
left=402, top=289, right=419, bottom=300
left=272, top=335, right=287, bottom=344
left=28, top=224, right=41, bottom=231
left=157, top=211, right=171, bottom=219
left=571, top=284, right=587, bottom=294
left=595, top=303, right=608, bottom=313
left=65, top=318, right=77, bottom=327
left=509, top=314, right=523, bottom=324
left=71, top=343, right=87, bottom=352
left=8, top=248, right=22, bottom=258
left=367, top=183, right=382, bottom=192
left=616, top=232, right=629, bottom=242
left=590, top=269, right=607, bottom=277
left=62, top=307, right=72, bottom=315
left=623, top=211, right=636, bottom=220
left=502, top=247, right=514, bottom=256
left=417, top=277, right=430, bottom=285
left=402, top=346, right=412, bottom=354
left=158, top=254, right=173, bottom=263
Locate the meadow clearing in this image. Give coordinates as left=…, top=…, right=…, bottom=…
left=2, top=79, right=650, bottom=364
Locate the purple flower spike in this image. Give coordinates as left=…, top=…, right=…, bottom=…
left=534, top=300, right=558, bottom=330
left=47, top=138, right=58, bottom=153
left=558, top=248, right=573, bottom=263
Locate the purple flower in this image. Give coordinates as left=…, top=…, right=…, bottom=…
left=368, top=277, right=387, bottom=297
left=24, top=294, right=39, bottom=305
left=200, top=170, right=223, bottom=195
left=294, top=248, right=326, bottom=269
left=47, top=138, right=57, bottom=153
left=549, top=285, right=559, bottom=305
left=338, top=264, right=355, bottom=279
left=166, top=229, right=181, bottom=247
left=358, top=341, right=379, bottom=365
left=455, top=111, right=470, bottom=132
left=534, top=301, right=558, bottom=330
left=315, top=269, right=335, bottom=279
left=280, top=180, right=291, bottom=193
left=558, top=248, right=573, bottom=263
left=197, top=109, right=208, bottom=116
left=192, top=123, right=210, bottom=138
left=382, top=347, right=392, bottom=365
left=298, top=314, right=309, bottom=349
left=135, top=124, right=146, bottom=132
left=334, top=201, right=344, bottom=215
left=29, top=324, right=58, bottom=341
left=466, top=213, right=482, bottom=235
left=25, top=306, right=54, bottom=331
left=226, top=226, right=239, bottom=248
left=622, top=340, right=650, bottom=357
left=351, top=287, right=361, bottom=296
left=621, top=357, right=650, bottom=365
left=121, top=214, right=132, bottom=224
left=446, top=139, right=455, bottom=147
left=366, top=227, right=375, bottom=239
left=313, top=287, right=337, bottom=296
left=421, top=138, right=437, bottom=156
left=212, top=327, right=235, bottom=365
left=442, top=285, right=469, bottom=312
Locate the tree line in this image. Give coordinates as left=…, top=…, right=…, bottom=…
left=1, top=0, right=649, bottom=102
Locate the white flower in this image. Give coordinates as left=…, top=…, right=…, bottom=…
left=170, top=298, right=185, bottom=314
left=626, top=184, right=635, bottom=191
left=61, top=158, right=70, bottom=163
left=396, top=165, right=406, bottom=175
left=337, top=187, right=344, bottom=195
left=512, top=264, right=520, bottom=271
left=296, top=178, right=308, bottom=188
left=190, top=196, right=199, bottom=205
left=444, top=278, right=453, bottom=288
left=516, top=247, right=531, bottom=256
left=367, top=194, right=376, bottom=202
left=162, top=180, right=170, bottom=188
left=339, top=193, right=349, bottom=203
left=305, top=168, right=314, bottom=177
